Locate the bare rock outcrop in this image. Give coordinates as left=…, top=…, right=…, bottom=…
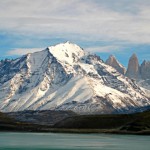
left=140, top=60, right=150, bottom=80
left=106, top=55, right=126, bottom=74
left=126, top=54, right=140, bottom=79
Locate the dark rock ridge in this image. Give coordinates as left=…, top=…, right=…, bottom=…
left=106, top=55, right=126, bottom=74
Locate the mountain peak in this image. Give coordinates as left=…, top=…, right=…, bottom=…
left=48, top=42, right=85, bottom=65
left=141, top=60, right=150, bottom=65
left=131, top=53, right=138, bottom=59
left=141, top=60, right=150, bottom=80
left=106, top=55, right=126, bottom=74
left=109, top=54, right=115, bottom=58
left=126, top=53, right=140, bottom=79
left=65, top=41, right=71, bottom=44
left=107, top=55, right=116, bottom=61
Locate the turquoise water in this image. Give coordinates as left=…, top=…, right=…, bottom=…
left=0, top=132, right=150, bottom=150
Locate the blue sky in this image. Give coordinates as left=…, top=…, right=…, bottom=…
left=0, top=0, right=150, bottom=67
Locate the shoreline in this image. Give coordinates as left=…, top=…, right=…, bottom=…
left=0, top=126, right=150, bottom=135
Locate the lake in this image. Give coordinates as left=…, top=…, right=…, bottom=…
left=0, top=132, right=150, bottom=150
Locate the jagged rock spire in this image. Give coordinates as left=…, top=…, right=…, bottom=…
left=106, top=55, right=126, bottom=74
left=126, top=53, right=140, bottom=79
left=140, top=60, right=150, bottom=80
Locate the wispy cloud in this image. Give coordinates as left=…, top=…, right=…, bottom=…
left=0, top=0, right=150, bottom=45
left=7, top=48, right=44, bottom=56
left=85, top=45, right=120, bottom=53
left=6, top=45, right=121, bottom=56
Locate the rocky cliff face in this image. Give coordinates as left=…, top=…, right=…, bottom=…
left=138, top=60, right=150, bottom=90
left=106, top=55, right=126, bottom=75
left=125, top=54, right=150, bottom=90
left=106, top=54, right=150, bottom=90
left=141, top=60, right=150, bottom=80
left=126, top=54, right=140, bottom=79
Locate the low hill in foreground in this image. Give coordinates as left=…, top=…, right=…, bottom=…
left=0, top=111, right=50, bottom=132
left=0, top=110, right=75, bottom=132
left=53, top=110, right=150, bottom=134
left=0, top=110, right=150, bottom=134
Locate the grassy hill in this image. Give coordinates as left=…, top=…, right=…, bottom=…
left=120, top=110, right=150, bottom=132
left=0, top=110, right=75, bottom=132
left=0, top=111, right=51, bottom=132
left=0, top=110, right=150, bottom=134
left=0, top=112, right=13, bottom=122
left=54, top=110, right=150, bottom=134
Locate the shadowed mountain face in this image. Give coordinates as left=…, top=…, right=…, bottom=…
left=0, top=42, right=149, bottom=114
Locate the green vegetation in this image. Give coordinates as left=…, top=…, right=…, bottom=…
left=0, top=110, right=150, bottom=134
left=0, top=112, right=13, bottom=122
left=120, top=110, right=150, bottom=132
left=54, top=110, right=150, bottom=134
left=0, top=112, right=52, bottom=132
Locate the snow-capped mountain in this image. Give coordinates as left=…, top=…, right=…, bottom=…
left=0, top=42, right=150, bottom=114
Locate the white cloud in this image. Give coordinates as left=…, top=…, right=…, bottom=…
left=7, top=48, right=44, bottom=56
left=7, top=45, right=120, bottom=56
left=85, top=45, right=120, bottom=53
left=1, top=0, right=150, bottom=45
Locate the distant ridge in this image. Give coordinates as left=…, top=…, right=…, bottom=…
left=106, top=54, right=150, bottom=90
